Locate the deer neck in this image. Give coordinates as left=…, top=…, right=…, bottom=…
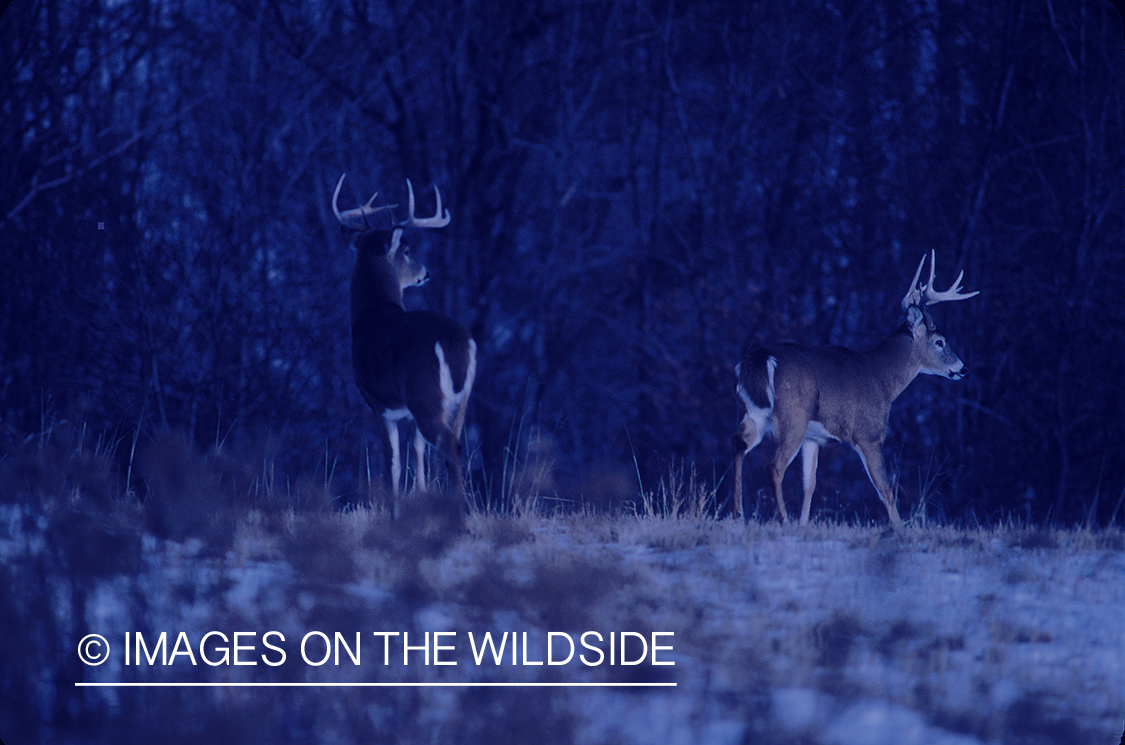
left=866, top=326, right=924, bottom=401
left=350, top=258, right=404, bottom=327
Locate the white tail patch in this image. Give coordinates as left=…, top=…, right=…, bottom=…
left=436, top=339, right=476, bottom=432
left=735, top=355, right=778, bottom=452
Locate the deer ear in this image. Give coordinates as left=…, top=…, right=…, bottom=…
left=906, top=305, right=926, bottom=334
left=388, top=228, right=404, bottom=256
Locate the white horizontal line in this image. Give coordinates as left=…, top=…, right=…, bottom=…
left=76, top=681, right=676, bottom=688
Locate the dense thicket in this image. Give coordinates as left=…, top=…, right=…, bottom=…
left=2, top=0, right=1122, bottom=524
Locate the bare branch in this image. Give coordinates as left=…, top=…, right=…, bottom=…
left=2, top=97, right=209, bottom=227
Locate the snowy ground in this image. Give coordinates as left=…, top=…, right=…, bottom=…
left=2, top=486, right=1122, bottom=744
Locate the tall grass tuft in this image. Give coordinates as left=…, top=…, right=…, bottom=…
left=637, top=459, right=715, bottom=519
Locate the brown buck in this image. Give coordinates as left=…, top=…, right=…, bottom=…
left=333, top=174, right=476, bottom=503
left=731, top=252, right=978, bottom=527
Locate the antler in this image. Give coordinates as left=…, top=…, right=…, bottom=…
left=333, top=175, right=450, bottom=231
left=901, top=250, right=979, bottom=312
left=405, top=179, right=451, bottom=228
left=333, top=174, right=397, bottom=231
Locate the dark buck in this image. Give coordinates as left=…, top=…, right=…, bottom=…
left=333, top=174, right=476, bottom=502
left=731, top=252, right=977, bottom=527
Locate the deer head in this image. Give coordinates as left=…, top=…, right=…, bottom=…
left=333, top=174, right=450, bottom=311
left=900, top=250, right=980, bottom=380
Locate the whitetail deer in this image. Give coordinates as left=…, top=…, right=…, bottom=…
left=333, top=174, right=476, bottom=503
left=731, top=252, right=977, bottom=527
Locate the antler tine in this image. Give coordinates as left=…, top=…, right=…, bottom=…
left=921, top=250, right=979, bottom=304
left=924, top=266, right=979, bottom=304
left=332, top=174, right=362, bottom=230
left=332, top=174, right=397, bottom=231
left=901, top=252, right=928, bottom=311
left=405, top=178, right=451, bottom=228
left=902, top=251, right=979, bottom=310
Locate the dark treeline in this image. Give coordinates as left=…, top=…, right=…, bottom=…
left=2, top=0, right=1122, bottom=524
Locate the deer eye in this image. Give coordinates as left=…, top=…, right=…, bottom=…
left=935, top=338, right=945, bottom=349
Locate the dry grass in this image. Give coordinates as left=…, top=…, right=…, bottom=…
left=1, top=428, right=1122, bottom=744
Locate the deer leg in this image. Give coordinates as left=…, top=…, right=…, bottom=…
left=799, top=440, right=819, bottom=525
left=769, top=440, right=803, bottom=525
left=412, top=427, right=428, bottom=493
left=383, top=416, right=402, bottom=500
left=731, top=435, right=748, bottom=518
left=853, top=441, right=903, bottom=528
left=438, top=424, right=464, bottom=499
left=442, top=435, right=464, bottom=500
left=732, top=404, right=766, bottom=519
left=415, top=417, right=464, bottom=499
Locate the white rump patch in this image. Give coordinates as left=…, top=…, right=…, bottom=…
left=736, top=355, right=778, bottom=451
left=735, top=355, right=777, bottom=413
left=735, top=380, right=753, bottom=413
